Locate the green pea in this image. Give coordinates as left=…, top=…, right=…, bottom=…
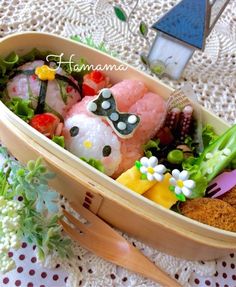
left=167, top=149, right=184, bottom=164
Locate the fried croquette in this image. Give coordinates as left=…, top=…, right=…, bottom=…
left=219, top=186, right=236, bottom=209
left=180, top=198, right=236, bottom=232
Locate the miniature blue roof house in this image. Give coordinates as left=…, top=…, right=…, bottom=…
left=148, top=0, right=230, bottom=80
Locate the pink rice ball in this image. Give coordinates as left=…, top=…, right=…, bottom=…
left=64, top=79, right=167, bottom=177
left=7, top=60, right=81, bottom=117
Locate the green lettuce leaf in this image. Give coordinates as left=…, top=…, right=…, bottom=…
left=142, top=139, right=160, bottom=158
left=202, top=124, right=218, bottom=148
left=52, top=136, right=65, bottom=148
left=6, top=97, right=34, bottom=122
left=80, top=157, right=105, bottom=173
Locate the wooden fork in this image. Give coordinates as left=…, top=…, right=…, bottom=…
left=60, top=203, right=181, bottom=287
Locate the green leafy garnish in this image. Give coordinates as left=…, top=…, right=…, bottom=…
left=6, top=97, right=34, bottom=122
left=142, top=139, right=160, bottom=158
left=80, top=157, right=105, bottom=173
left=184, top=135, right=196, bottom=151
left=4, top=52, right=19, bottom=66
left=0, top=149, right=72, bottom=272
left=52, top=135, right=65, bottom=148
left=202, top=124, right=218, bottom=148
left=0, top=52, right=19, bottom=77
left=17, top=48, right=45, bottom=63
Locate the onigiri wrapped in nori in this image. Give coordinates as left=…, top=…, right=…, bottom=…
left=6, top=60, right=81, bottom=117
left=63, top=79, right=167, bottom=177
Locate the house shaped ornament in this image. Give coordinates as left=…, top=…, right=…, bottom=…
left=147, top=0, right=230, bottom=80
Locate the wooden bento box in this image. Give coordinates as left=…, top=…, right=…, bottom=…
left=0, top=32, right=235, bottom=261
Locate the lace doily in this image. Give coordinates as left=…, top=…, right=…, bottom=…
left=0, top=0, right=235, bottom=286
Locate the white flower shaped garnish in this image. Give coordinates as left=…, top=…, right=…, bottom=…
left=169, top=169, right=196, bottom=198
left=139, top=156, right=166, bottom=181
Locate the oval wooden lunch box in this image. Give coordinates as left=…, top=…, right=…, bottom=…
left=0, top=32, right=235, bottom=261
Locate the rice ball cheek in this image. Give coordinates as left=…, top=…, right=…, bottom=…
left=64, top=114, right=122, bottom=176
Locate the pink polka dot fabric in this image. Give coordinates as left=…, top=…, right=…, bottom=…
left=0, top=242, right=67, bottom=287
left=0, top=241, right=236, bottom=287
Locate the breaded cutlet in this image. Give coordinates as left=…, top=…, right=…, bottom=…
left=219, top=186, right=236, bottom=209
left=180, top=198, right=236, bottom=232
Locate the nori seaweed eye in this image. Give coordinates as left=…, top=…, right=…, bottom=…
left=70, top=126, right=79, bottom=137
left=103, top=145, right=111, bottom=157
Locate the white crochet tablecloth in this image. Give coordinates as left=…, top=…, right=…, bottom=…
left=0, top=0, right=236, bottom=287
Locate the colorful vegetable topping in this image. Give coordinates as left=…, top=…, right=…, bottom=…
left=169, top=169, right=196, bottom=201
left=35, top=64, right=56, bottom=81
left=139, top=156, right=166, bottom=181
left=29, top=113, right=62, bottom=138
left=90, top=70, right=105, bottom=83
left=82, top=70, right=109, bottom=96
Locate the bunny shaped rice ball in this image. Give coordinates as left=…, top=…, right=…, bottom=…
left=63, top=79, right=167, bottom=177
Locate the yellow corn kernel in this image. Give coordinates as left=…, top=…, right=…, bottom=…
left=143, top=173, right=178, bottom=208
left=116, top=166, right=156, bottom=195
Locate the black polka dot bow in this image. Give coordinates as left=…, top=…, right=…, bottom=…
left=87, top=89, right=140, bottom=138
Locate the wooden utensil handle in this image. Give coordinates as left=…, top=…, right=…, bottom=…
left=126, top=248, right=181, bottom=287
